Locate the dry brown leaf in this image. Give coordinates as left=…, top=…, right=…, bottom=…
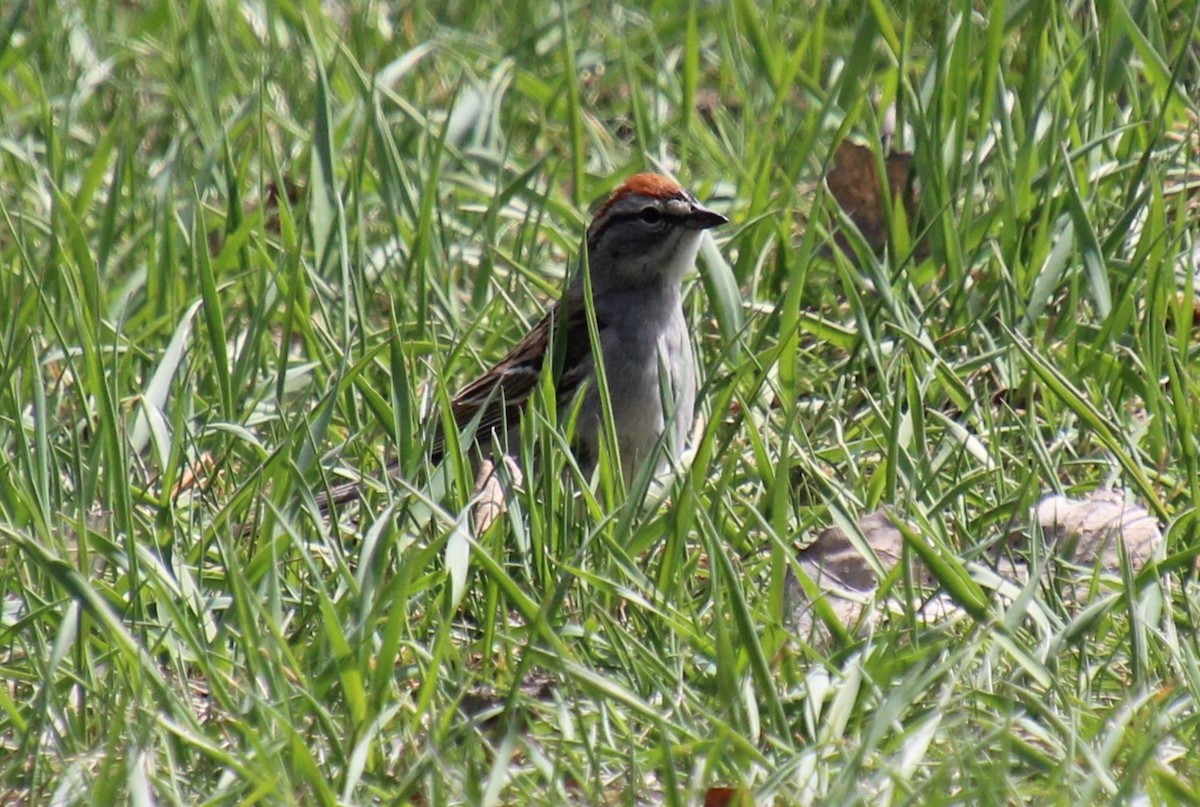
left=825, top=139, right=926, bottom=261
left=783, top=509, right=938, bottom=646
left=1033, top=490, right=1162, bottom=572
left=172, top=452, right=215, bottom=498
left=704, top=786, right=754, bottom=807
left=785, top=491, right=1165, bottom=647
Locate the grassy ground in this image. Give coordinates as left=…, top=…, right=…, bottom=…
left=3, top=0, right=1200, bottom=803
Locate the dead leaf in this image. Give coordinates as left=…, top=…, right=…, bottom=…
left=704, top=786, right=754, bottom=807
left=783, top=492, right=1165, bottom=648
left=172, top=452, right=215, bottom=498
left=783, top=509, right=943, bottom=646
left=1033, top=490, right=1162, bottom=572
left=825, top=138, right=925, bottom=261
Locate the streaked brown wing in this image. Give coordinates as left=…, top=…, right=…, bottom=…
left=317, top=294, right=601, bottom=514
left=431, top=291, right=599, bottom=459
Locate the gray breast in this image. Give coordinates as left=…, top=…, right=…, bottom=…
left=575, top=290, right=695, bottom=483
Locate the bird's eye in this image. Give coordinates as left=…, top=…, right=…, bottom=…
left=638, top=207, right=664, bottom=226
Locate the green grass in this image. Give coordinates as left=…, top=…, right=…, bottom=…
left=2, top=0, right=1200, bottom=803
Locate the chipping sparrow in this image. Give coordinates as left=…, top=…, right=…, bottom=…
left=319, top=173, right=727, bottom=512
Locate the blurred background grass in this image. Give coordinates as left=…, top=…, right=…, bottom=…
left=2, top=0, right=1199, bottom=803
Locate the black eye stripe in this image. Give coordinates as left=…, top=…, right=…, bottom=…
left=601, top=208, right=677, bottom=231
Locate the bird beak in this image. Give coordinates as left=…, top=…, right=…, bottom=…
left=685, top=202, right=729, bottom=230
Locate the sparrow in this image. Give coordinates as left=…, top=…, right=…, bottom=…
left=318, top=173, right=727, bottom=513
